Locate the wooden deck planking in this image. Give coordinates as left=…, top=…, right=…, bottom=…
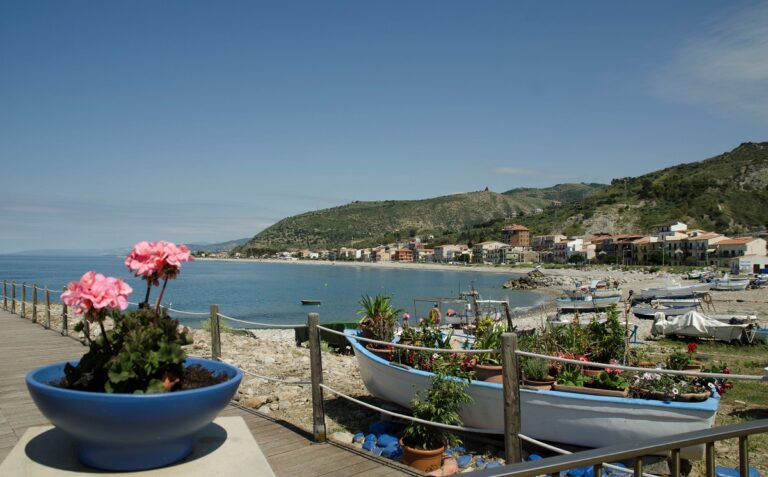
left=0, top=309, right=420, bottom=476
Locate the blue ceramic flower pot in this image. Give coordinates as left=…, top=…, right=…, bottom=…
left=26, top=357, right=242, bottom=471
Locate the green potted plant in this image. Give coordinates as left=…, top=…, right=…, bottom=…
left=471, top=317, right=505, bottom=382
left=358, top=294, right=402, bottom=360
left=400, top=373, right=472, bottom=472
left=521, top=356, right=554, bottom=390
left=666, top=343, right=701, bottom=371
left=586, top=368, right=630, bottom=397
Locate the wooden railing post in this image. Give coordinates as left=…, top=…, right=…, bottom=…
left=669, top=448, right=681, bottom=477
left=61, top=286, right=68, bottom=336
left=739, top=436, right=749, bottom=477
left=45, top=286, right=51, bottom=329
left=501, top=332, right=522, bottom=464
left=308, top=312, right=326, bottom=442
left=2, top=280, right=6, bottom=310
left=210, top=304, right=221, bottom=360
left=21, top=282, right=26, bottom=318
left=705, top=442, right=715, bottom=477
left=11, top=281, right=16, bottom=314
left=32, top=284, right=38, bottom=323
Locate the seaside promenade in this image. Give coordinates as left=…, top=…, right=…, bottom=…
left=0, top=308, right=417, bottom=476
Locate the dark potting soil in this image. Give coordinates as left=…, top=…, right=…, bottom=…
left=178, top=364, right=229, bottom=390
left=49, top=364, right=229, bottom=392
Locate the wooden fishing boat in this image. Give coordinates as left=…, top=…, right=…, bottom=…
left=711, top=274, right=750, bottom=291
left=632, top=304, right=698, bottom=319
left=634, top=282, right=712, bottom=301
left=556, top=291, right=621, bottom=311
left=300, top=299, right=322, bottom=305
left=346, top=330, right=718, bottom=460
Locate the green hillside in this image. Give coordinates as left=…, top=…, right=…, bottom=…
left=235, top=143, right=768, bottom=256
left=519, top=142, right=768, bottom=236
left=235, top=184, right=603, bottom=255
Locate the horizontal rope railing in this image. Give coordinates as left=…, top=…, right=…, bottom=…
left=217, top=313, right=305, bottom=328
left=516, top=350, right=767, bottom=381
left=319, top=383, right=502, bottom=434
left=317, top=325, right=499, bottom=354
left=162, top=306, right=209, bottom=316
left=242, top=368, right=310, bottom=385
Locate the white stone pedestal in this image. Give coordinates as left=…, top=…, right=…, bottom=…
left=0, top=416, right=276, bottom=476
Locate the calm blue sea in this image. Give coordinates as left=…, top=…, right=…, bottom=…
left=0, top=256, right=543, bottom=328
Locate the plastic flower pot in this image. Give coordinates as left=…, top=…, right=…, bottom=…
left=26, top=357, right=242, bottom=471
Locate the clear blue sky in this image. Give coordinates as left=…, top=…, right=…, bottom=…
left=1, top=1, right=766, bottom=253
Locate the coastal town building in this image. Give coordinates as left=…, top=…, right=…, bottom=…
left=414, top=248, right=435, bottom=262
left=730, top=254, right=768, bottom=274
left=393, top=248, right=414, bottom=262
left=652, top=221, right=688, bottom=239
left=472, top=241, right=507, bottom=264
left=716, top=237, right=767, bottom=267
left=433, top=244, right=468, bottom=263
left=532, top=234, right=567, bottom=252
left=501, top=224, right=530, bottom=248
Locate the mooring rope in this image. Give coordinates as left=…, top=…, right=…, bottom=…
left=319, top=383, right=502, bottom=434
left=217, top=313, right=305, bottom=329
left=317, top=325, right=499, bottom=354
left=516, top=350, right=765, bottom=381
left=161, top=306, right=209, bottom=316
left=241, top=368, right=311, bottom=386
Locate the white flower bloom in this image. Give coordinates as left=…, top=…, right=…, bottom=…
left=672, top=388, right=679, bottom=395
left=432, top=353, right=439, bottom=360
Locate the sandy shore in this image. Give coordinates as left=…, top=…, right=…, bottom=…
left=197, top=256, right=532, bottom=275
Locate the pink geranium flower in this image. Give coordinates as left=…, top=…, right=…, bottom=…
left=61, top=271, right=132, bottom=319
left=125, top=240, right=193, bottom=282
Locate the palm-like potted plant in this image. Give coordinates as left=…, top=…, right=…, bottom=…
left=25, top=241, right=242, bottom=471
left=472, top=317, right=506, bottom=382
left=400, top=373, right=472, bottom=472
left=358, top=294, right=402, bottom=360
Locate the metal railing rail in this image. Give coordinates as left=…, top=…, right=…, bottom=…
left=468, top=419, right=768, bottom=477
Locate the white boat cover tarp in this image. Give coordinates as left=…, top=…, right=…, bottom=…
left=652, top=311, right=747, bottom=342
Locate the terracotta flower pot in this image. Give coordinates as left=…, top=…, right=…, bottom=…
left=474, top=363, right=503, bottom=383
left=581, top=367, right=602, bottom=377
left=553, top=383, right=629, bottom=398
left=683, top=360, right=703, bottom=373
left=366, top=344, right=393, bottom=361
left=400, top=438, right=445, bottom=472
left=522, top=376, right=555, bottom=390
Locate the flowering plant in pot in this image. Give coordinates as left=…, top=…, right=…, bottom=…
left=25, top=241, right=243, bottom=471
left=400, top=373, right=472, bottom=472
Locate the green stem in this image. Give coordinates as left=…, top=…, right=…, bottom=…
left=141, top=279, right=153, bottom=309
left=98, top=319, right=112, bottom=353
left=155, top=277, right=169, bottom=316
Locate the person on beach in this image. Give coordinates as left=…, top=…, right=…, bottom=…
left=428, top=303, right=441, bottom=325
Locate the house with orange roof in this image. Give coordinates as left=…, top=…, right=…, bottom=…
left=501, top=224, right=530, bottom=248
left=392, top=248, right=414, bottom=262
left=715, top=237, right=767, bottom=267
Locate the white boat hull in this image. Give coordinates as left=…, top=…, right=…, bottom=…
left=347, top=332, right=718, bottom=460
left=635, top=283, right=712, bottom=300
left=711, top=281, right=749, bottom=291
left=556, top=295, right=622, bottom=311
